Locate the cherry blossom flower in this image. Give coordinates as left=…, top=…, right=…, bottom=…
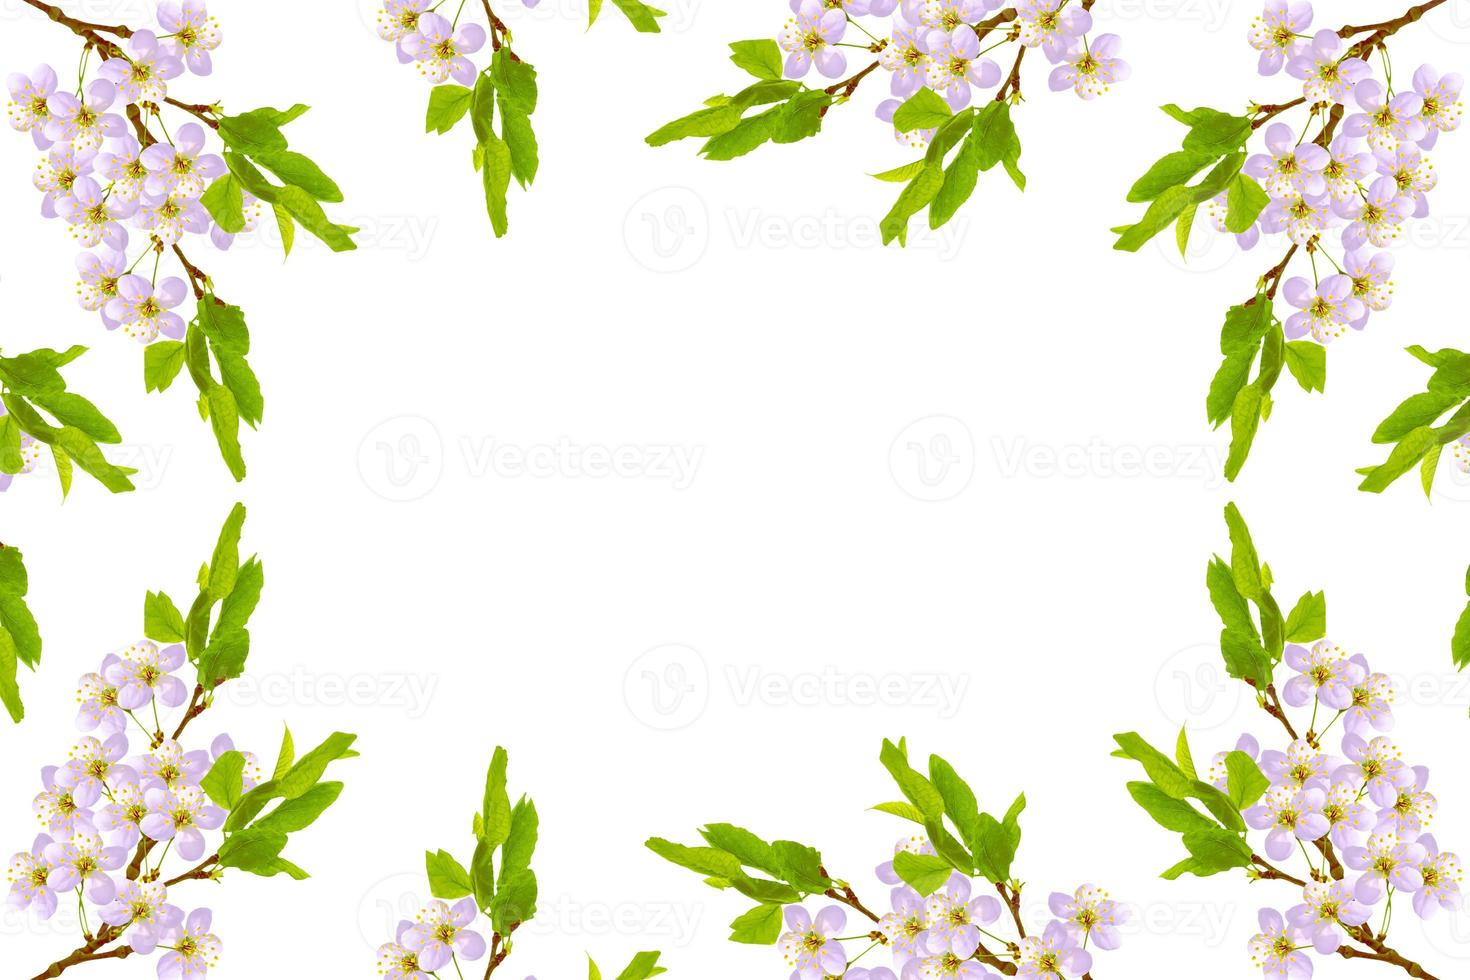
left=779, top=905, right=848, bottom=978
left=6, top=64, right=59, bottom=148
left=105, top=275, right=191, bottom=343
left=158, top=907, right=224, bottom=978
left=403, top=899, right=488, bottom=971
left=6, top=835, right=59, bottom=919
left=403, top=13, right=487, bottom=85
left=1048, top=34, right=1130, bottom=101
left=1249, top=2, right=1313, bottom=76
left=158, top=0, right=223, bottom=75
left=780, top=0, right=849, bottom=80
left=98, top=30, right=184, bottom=104
left=1281, top=275, right=1364, bottom=343
left=98, top=879, right=183, bottom=954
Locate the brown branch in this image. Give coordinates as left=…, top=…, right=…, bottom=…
left=170, top=246, right=213, bottom=302
left=1252, top=97, right=1307, bottom=130
left=822, top=881, right=881, bottom=924
left=483, top=925, right=519, bottom=978
left=996, top=47, right=1026, bottom=103
left=972, top=8, right=1019, bottom=45
left=163, top=854, right=219, bottom=888
left=1340, top=926, right=1443, bottom=979
left=1252, top=854, right=1308, bottom=887
left=29, top=929, right=130, bottom=980
left=824, top=59, right=882, bottom=102
left=480, top=0, right=512, bottom=54
left=996, top=881, right=1027, bottom=939
left=163, top=97, right=221, bottom=130
left=1337, top=0, right=1449, bottom=40
left=1257, top=246, right=1299, bottom=301
left=22, top=0, right=130, bottom=58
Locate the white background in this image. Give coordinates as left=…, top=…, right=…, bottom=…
left=3, top=0, right=1470, bottom=976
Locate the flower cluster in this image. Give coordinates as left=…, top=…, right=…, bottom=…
left=7, top=504, right=354, bottom=979
left=778, top=857, right=1123, bottom=980
left=652, top=741, right=1121, bottom=980
left=1124, top=505, right=1454, bottom=980
left=373, top=0, right=662, bottom=237
left=777, top=0, right=1129, bottom=146
left=7, top=640, right=241, bottom=978
left=4, top=5, right=242, bottom=346
left=1218, top=3, right=1463, bottom=345
left=1115, top=1, right=1463, bottom=484
left=375, top=0, right=527, bottom=86
left=1233, top=641, right=1463, bottom=978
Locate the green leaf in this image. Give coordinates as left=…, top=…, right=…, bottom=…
left=613, top=952, right=666, bottom=980
left=481, top=747, right=512, bottom=848
left=1167, top=105, right=1254, bottom=155
left=730, top=40, right=783, bottom=80
left=1223, top=503, right=1264, bottom=601
left=893, top=851, right=954, bottom=896
left=426, top=84, right=475, bottom=135
left=144, top=591, right=187, bottom=643
left=52, top=426, right=136, bottom=493
left=607, top=0, right=665, bottom=32
left=201, top=174, right=246, bottom=233
left=201, top=751, right=247, bottom=809
left=728, top=904, right=783, bottom=945
left=972, top=100, right=1024, bottom=190
left=1175, top=828, right=1253, bottom=876
left=253, top=148, right=344, bottom=203
left=1224, top=174, right=1269, bottom=233
left=878, top=739, right=944, bottom=820
left=1176, top=728, right=1198, bottom=779
left=217, top=827, right=288, bottom=873
left=1453, top=599, right=1470, bottom=671
left=1225, top=383, right=1264, bottom=482
left=144, top=341, right=187, bottom=394
left=480, top=135, right=513, bottom=238
left=872, top=801, right=927, bottom=823
left=0, top=629, right=22, bottom=723
left=647, top=105, right=743, bottom=146
left=32, top=392, right=121, bottom=443
left=1360, top=426, right=1440, bottom=494
left=273, top=727, right=295, bottom=780
left=426, top=849, right=474, bottom=899
left=881, top=163, right=944, bottom=246
left=275, top=732, right=357, bottom=800
left=208, top=503, right=247, bottom=602
left=891, top=88, right=953, bottom=132
left=1224, top=752, right=1269, bottom=810
left=1284, top=592, right=1327, bottom=642
left=493, top=52, right=539, bottom=188
left=1128, top=149, right=1217, bottom=203
left=1126, top=782, right=1218, bottom=834
left=1284, top=341, right=1327, bottom=393
left=205, top=383, right=246, bottom=481
left=252, top=781, right=346, bottom=834
left=1373, top=390, right=1464, bottom=444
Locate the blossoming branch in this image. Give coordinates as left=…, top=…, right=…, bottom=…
left=375, top=746, right=664, bottom=980
left=373, top=0, right=665, bottom=237
left=648, top=0, right=1130, bottom=247
left=7, top=0, right=358, bottom=481
left=648, top=738, right=1124, bottom=979
left=7, top=503, right=358, bottom=980
left=1113, top=1, right=1463, bottom=484
left=1116, top=503, right=1460, bottom=980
